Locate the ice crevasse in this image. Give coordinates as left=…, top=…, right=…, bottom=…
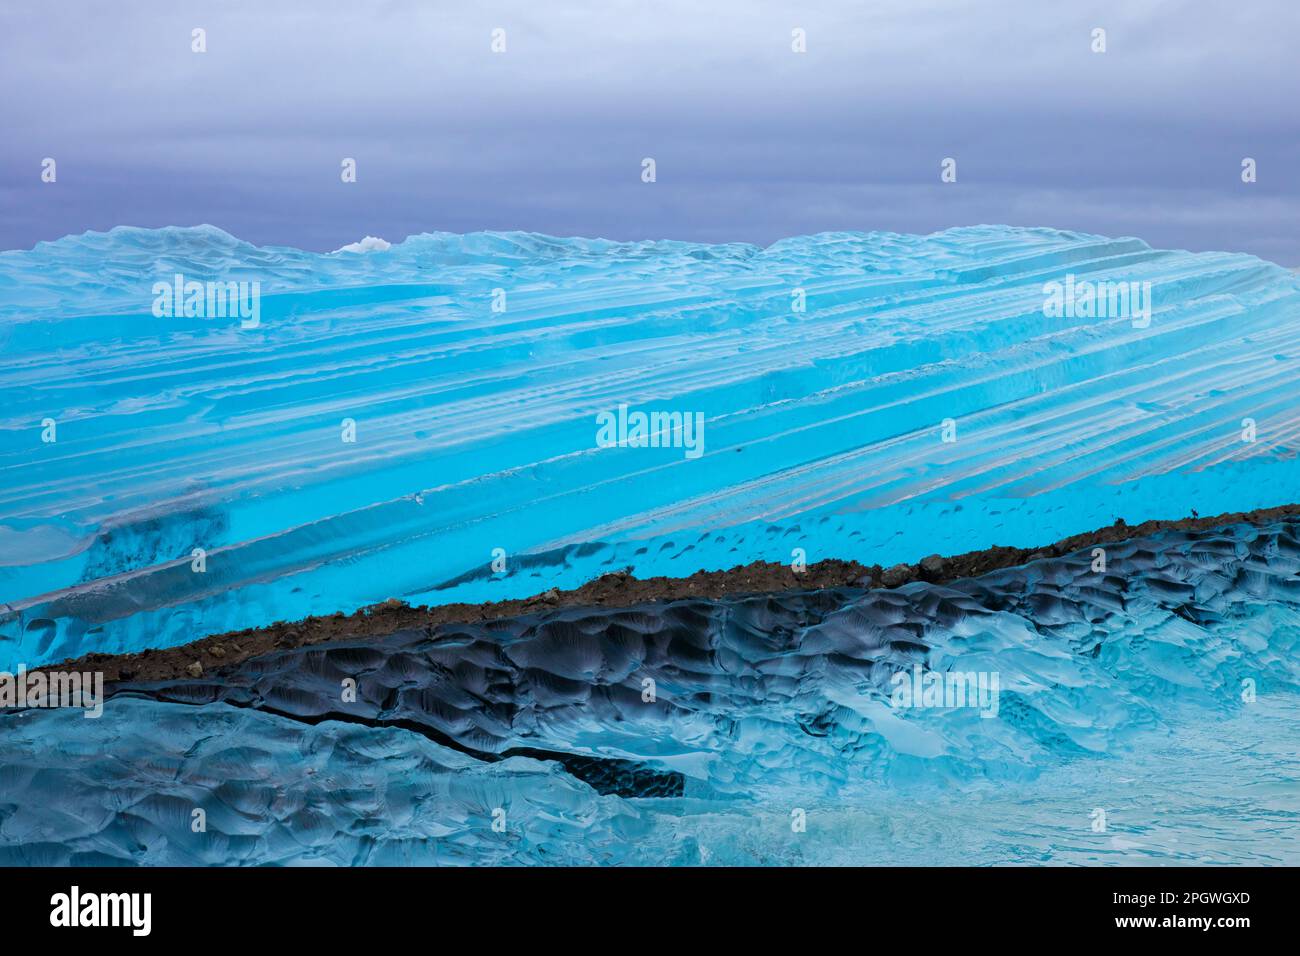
left=0, top=224, right=1298, bottom=667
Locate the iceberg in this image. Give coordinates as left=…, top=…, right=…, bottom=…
left=3, top=516, right=1298, bottom=865
left=2, top=224, right=1298, bottom=668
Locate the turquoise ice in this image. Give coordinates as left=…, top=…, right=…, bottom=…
left=3, top=517, right=1298, bottom=865
left=2, top=225, right=1299, bottom=667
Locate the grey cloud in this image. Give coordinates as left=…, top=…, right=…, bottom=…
left=1, top=0, right=1296, bottom=262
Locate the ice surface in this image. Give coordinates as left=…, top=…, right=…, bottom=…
left=3, top=518, right=1298, bottom=865
left=2, top=225, right=1299, bottom=666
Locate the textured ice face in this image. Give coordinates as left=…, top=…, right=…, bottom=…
left=2, top=225, right=1300, bottom=667
left=3, top=519, right=1298, bottom=865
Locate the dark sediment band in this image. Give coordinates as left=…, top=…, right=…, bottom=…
left=41, top=502, right=1300, bottom=685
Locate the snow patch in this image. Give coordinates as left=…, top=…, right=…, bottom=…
left=333, top=236, right=391, bottom=254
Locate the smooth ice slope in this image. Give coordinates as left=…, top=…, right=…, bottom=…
left=1, top=226, right=1299, bottom=666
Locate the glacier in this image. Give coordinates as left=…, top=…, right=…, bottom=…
left=2, top=516, right=1299, bottom=865
left=2, top=224, right=1299, bottom=669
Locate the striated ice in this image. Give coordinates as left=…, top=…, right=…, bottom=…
left=2, top=225, right=1299, bottom=666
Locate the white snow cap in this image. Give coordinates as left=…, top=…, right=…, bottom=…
left=333, top=236, right=391, bottom=253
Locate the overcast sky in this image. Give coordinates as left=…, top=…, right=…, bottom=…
left=2, top=0, right=1297, bottom=262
